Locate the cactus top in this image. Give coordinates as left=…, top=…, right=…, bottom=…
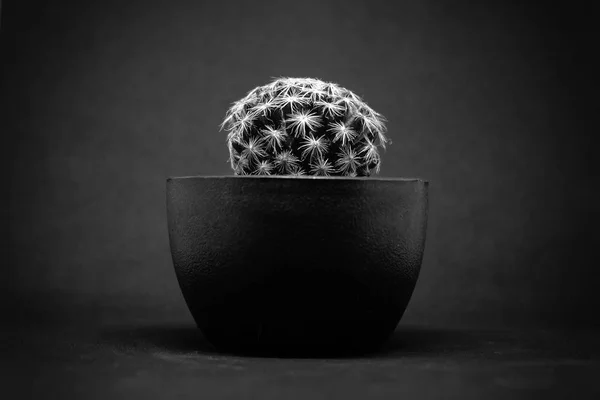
left=220, top=77, right=389, bottom=177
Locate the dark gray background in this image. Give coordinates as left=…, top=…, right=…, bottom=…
left=2, top=0, right=596, bottom=328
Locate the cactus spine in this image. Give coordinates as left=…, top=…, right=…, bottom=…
left=221, top=77, right=389, bottom=177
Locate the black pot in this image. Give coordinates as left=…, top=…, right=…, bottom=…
left=167, top=176, right=428, bottom=356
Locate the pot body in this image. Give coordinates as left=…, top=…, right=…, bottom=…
left=167, top=176, right=428, bottom=355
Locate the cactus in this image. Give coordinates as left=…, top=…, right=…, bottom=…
left=220, top=77, right=389, bottom=177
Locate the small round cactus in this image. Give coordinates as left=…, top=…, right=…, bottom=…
left=220, top=77, right=390, bottom=177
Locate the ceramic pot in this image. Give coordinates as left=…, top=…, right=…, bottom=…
left=167, top=176, right=428, bottom=355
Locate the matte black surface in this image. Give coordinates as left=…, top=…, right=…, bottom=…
left=167, top=176, right=428, bottom=354
left=2, top=304, right=598, bottom=399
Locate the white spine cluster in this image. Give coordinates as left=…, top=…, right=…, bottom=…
left=221, top=77, right=389, bottom=176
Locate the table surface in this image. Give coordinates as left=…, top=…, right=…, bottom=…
left=2, top=303, right=599, bottom=400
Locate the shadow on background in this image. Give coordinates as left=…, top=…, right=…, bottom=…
left=101, top=324, right=477, bottom=359
left=102, top=324, right=220, bottom=355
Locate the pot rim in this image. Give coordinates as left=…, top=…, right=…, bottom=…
left=167, top=175, right=429, bottom=184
